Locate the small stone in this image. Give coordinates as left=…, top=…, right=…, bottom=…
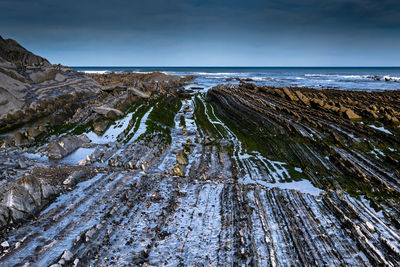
left=173, top=164, right=185, bottom=177
left=18, top=159, right=27, bottom=169
left=61, top=249, right=73, bottom=262
left=38, top=125, right=47, bottom=132
left=14, top=131, right=27, bottom=146
left=176, top=150, right=188, bottom=165
left=1, top=241, right=10, bottom=248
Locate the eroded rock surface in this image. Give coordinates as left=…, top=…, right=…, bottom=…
left=0, top=41, right=399, bottom=266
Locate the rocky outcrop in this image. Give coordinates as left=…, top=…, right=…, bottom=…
left=0, top=36, right=50, bottom=66
left=93, top=106, right=124, bottom=118
left=0, top=77, right=399, bottom=266
left=47, top=135, right=90, bottom=159
left=0, top=37, right=101, bottom=126
left=342, top=108, right=361, bottom=120
left=0, top=174, right=59, bottom=229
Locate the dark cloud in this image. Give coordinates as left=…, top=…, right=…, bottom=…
left=0, top=0, right=399, bottom=65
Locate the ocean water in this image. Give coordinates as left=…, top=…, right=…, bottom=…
left=72, top=67, right=400, bottom=91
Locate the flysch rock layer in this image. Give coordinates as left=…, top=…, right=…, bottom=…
left=0, top=38, right=399, bottom=266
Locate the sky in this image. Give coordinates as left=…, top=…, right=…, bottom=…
left=1, top=0, right=399, bottom=66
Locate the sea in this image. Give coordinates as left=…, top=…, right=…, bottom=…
left=72, top=67, right=400, bottom=91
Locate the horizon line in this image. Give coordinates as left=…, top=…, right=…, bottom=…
left=70, top=65, right=400, bottom=68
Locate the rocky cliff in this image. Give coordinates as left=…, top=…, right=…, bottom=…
left=0, top=36, right=50, bottom=66
left=0, top=36, right=100, bottom=124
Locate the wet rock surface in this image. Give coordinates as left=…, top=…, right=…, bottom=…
left=0, top=43, right=399, bottom=266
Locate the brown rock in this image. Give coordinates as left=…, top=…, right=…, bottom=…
left=173, top=164, right=186, bottom=177
left=343, top=109, right=361, bottom=120
left=274, top=89, right=285, bottom=99
left=282, top=87, right=298, bottom=101
left=362, top=108, right=378, bottom=119
left=25, top=127, right=41, bottom=139
left=294, top=90, right=310, bottom=106
left=106, top=110, right=120, bottom=120
left=310, top=98, right=325, bottom=108
left=93, top=120, right=109, bottom=135
left=370, top=105, right=378, bottom=112
left=14, top=131, right=27, bottom=146
left=175, top=150, right=188, bottom=165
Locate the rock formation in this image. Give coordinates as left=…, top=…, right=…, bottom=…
left=0, top=38, right=399, bottom=266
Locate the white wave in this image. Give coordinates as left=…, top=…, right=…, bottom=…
left=305, top=74, right=371, bottom=79
left=195, top=72, right=241, bottom=76
left=129, top=71, right=168, bottom=74
left=81, top=70, right=109, bottom=74
left=205, top=76, right=230, bottom=79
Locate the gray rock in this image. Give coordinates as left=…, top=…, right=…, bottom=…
left=18, top=159, right=27, bottom=169
left=93, top=106, right=123, bottom=117
left=63, top=171, right=87, bottom=186
left=0, top=176, right=59, bottom=228
left=14, top=131, right=27, bottom=146
left=1, top=241, right=9, bottom=248
left=60, top=249, right=73, bottom=262
left=0, top=36, right=100, bottom=121
left=25, top=127, right=41, bottom=139
left=47, top=134, right=90, bottom=159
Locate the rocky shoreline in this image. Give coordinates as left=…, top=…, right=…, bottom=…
left=0, top=38, right=399, bottom=266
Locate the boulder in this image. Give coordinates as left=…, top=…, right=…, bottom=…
left=362, top=108, right=378, bottom=119
left=106, top=110, right=120, bottom=120
left=60, top=249, right=74, bottom=263
left=294, top=91, right=310, bottom=106
left=310, top=98, right=325, bottom=108
left=343, top=109, right=361, bottom=121
left=93, top=106, right=123, bottom=117
left=128, top=87, right=151, bottom=98
left=384, top=114, right=399, bottom=125
left=14, top=131, right=28, bottom=146
left=63, top=171, right=87, bottom=186
left=93, top=120, right=109, bottom=135
left=25, top=127, right=41, bottom=140
left=282, top=87, right=298, bottom=101
left=370, top=105, right=378, bottom=112
left=47, top=134, right=90, bottom=159
left=0, top=175, right=59, bottom=229
left=274, top=89, right=286, bottom=99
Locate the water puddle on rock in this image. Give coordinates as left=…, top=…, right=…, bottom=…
left=86, top=105, right=144, bottom=144
left=23, top=151, right=48, bottom=162
left=369, top=124, right=392, bottom=135
left=61, top=147, right=97, bottom=165
left=238, top=176, right=324, bottom=196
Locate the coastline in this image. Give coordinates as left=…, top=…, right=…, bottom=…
left=0, top=39, right=399, bottom=266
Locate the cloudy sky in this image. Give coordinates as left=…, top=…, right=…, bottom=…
left=1, top=0, right=399, bottom=66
